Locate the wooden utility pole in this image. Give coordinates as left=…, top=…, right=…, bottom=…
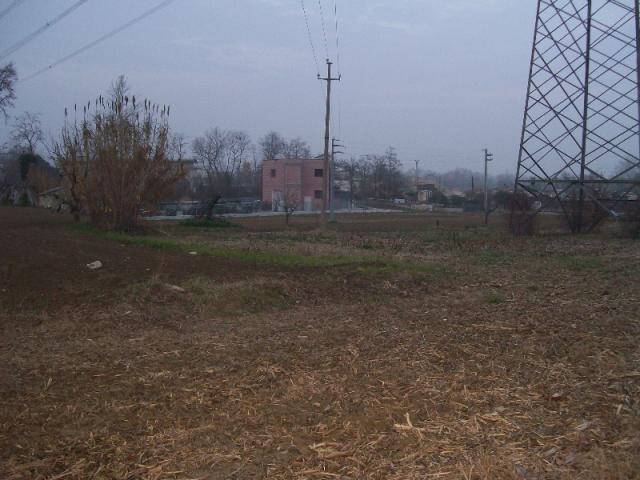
left=483, top=148, right=493, bottom=225
left=319, top=59, right=340, bottom=225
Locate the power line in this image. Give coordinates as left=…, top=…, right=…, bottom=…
left=0, top=0, right=89, bottom=61
left=333, top=0, right=342, bottom=139
left=299, top=0, right=320, bottom=76
left=0, top=0, right=27, bottom=22
left=333, top=0, right=341, bottom=75
left=300, top=0, right=325, bottom=105
left=335, top=80, right=342, bottom=139
left=317, top=0, right=329, bottom=59
left=20, top=0, right=178, bottom=84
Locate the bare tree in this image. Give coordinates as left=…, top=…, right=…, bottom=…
left=284, top=137, right=311, bottom=159
left=192, top=127, right=251, bottom=218
left=0, top=63, right=17, bottom=120
left=355, top=157, right=372, bottom=200
left=193, top=128, right=250, bottom=181
left=259, top=131, right=286, bottom=160
left=383, top=146, right=402, bottom=197
left=370, top=154, right=386, bottom=198
left=193, top=129, right=224, bottom=179
left=350, top=148, right=403, bottom=200
left=337, top=157, right=358, bottom=207
left=282, top=189, right=299, bottom=225
left=11, top=112, right=43, bottom=154
left=235, top=145, right=262, bottom=197
left=52, top=76, right=184, bottom=230
left=169, top=133, right=188, bottom=162
left=228, top=131, right=252, bottom=172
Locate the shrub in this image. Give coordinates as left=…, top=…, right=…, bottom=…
left=18, top=191, right=30, bottom=207
left=507, top=191, right=536, bottom=235
left=565, top=197, right=609, bottom=233
left=179, top=218, right=235, bottom=229
left=620, top=201, right=640, bottom=238
left=51, top=76, right=184, bottom=231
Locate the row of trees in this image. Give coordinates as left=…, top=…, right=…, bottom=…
left=2, top=69, right=191, bottom=231
left=0, top=108, right=62, bottom=204
left=0, top=62, right=61, bottom=204
left=335, top=152, right=516, bottom=204
left=337, top=147, right=404, bottom=200
left=258, top=131, right=311, bottom=160
left=2, top=69, right=524, bottom=230
left=1, top=73, right=321, bottom=228
left=185, top=130, right=314, bottom=217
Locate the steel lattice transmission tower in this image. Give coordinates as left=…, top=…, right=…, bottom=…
left=514, top=0, right=640, bottom=232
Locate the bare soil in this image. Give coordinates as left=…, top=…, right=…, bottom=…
left=0, top=209, right=292, bottom=311
left=1, top=207, right=639, bottom=479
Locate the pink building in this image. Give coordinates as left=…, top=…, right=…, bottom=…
left=262, top=158, right=325, bottom=212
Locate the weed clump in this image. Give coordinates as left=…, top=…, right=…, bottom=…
left=619, top=202, right=640, bottom=239
left=179, top=217, right=236, bottom=229
left=485, top=293, right=505, bottom=305
left=507, top=192, right=537, bottom=236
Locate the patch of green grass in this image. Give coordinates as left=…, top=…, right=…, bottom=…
left=179, top=217, right=238, bottom=229
left=357, top=262, right=449, bottom=282
left=68, top=222, right=449, bottom=278
left=484, top=293, right=506, bottom=305
left=360, top=240, right=375, bottom=250
left=124, top=277, right=294, bottom=316
left=253, top=231, right=335, bottom=245
left=472, top=250, right=518, bottom=265
left=186, top=278, right=292, bottom=315
left=556, top=255, right=605, bottom=271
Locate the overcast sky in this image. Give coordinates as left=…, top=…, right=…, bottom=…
left=0, top=0, right=538, bottom=173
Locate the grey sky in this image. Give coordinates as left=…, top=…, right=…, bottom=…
left=0, top=0, right=538, bottom=173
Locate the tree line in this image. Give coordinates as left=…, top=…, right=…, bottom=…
left=336, top=147, right=404, bottom=201
left=185, top=130, right=314, bottom=217
left=1, top=73, right=524, bottom=231
left=0, top=76, right=321, bottom=229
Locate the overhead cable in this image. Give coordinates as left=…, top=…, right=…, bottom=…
left=317, top=0, right=329, bottom=59
left=333, top=0, right=342, bottom=137
left=0, top=0, right=90, bottom=61
left=333, top=0, right=341, bottom=75
left=0, top=0, right=27, bottom=22
left=20, top=0, right=178, bottom=83
left=300, top=0, right=320, bottom=75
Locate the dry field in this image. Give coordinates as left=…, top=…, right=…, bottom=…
left=1, top=207, right=639, bottom=479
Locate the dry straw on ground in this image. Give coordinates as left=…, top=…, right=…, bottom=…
left=1, top=208, right=639, bottom=479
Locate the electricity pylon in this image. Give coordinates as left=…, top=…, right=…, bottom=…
left=514, top=0, right=640, bottom=232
